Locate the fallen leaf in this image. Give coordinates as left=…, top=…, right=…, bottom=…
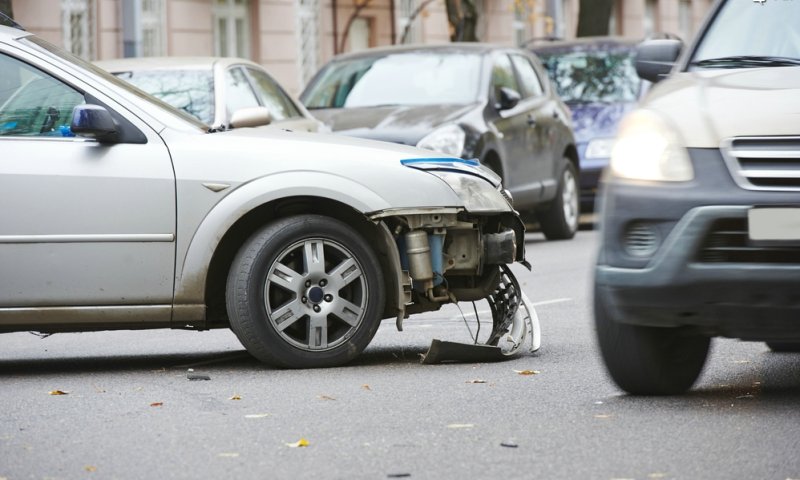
left=466, top=379, right=487, bottom=384
left=150, top=402, right=163, bottom=407
left=648, top=473, right=668, bottom=479
left=362, top=384, right=371, bottom=391
left=218, top=452, right=240, bottom=458
left=387, top=474, right=411, bottom=478
left=48, top=390, right=69, bottom=396
left=594, top=414, right=613, bottom=419
left=229, top=395, right=242, bottom=401
left=446, top=423, right=474, bottom=429
left=514, top=369, right=540, bottom=375
left=318, top=395, right=336, bottom=401
left=286, top=438, right=310, bottom=448
left=84, top=466, right=97, bottom=472
left=500, top=441, right=518, bottom=448
left=245, top=414, right=270, bottom=419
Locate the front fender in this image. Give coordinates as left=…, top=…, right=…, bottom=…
left=173, top=171, right=394, bottom=307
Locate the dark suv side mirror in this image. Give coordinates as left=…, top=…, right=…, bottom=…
left=635, top=39, right=683, bottom=83
left=496, top=87, right=522, bottom=111
left=70, top=104, right=118, bottom=143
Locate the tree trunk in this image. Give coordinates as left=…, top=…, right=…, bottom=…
left=576, top=0, right=613, bottom=37
left=0, top=0, right=14, bottom=19
left=445, top=0, right=479, bottom=42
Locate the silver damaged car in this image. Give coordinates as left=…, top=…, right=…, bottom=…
left=0, top=25, right=536, bottom=368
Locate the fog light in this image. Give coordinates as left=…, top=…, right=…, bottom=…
left=623, top=222, right=660, bottom=258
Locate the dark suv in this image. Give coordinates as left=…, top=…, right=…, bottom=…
left=594, top=0, right=800, bottom=394
left=301, top=44, right=579, bottom=240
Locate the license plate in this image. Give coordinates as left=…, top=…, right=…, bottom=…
left=748, top=207, right=800, bottom=242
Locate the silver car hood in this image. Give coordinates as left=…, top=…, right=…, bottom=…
left=162, top=127, right=477, bottom=211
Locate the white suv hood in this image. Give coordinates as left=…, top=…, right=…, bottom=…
left=644, top=66, right=800, bottom=148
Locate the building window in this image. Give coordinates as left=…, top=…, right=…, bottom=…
left=347, top=17, right=372, bottom=52
left=61, top=0, right=94, bottom=60
left=214, top=0, right=251, bottom=58
left=296, top=0, right=321, bottom=86
left=397, top=0, right=419, bottom=44
left=141, top=0, right=165, bottom=56
left=678, top=0, right=692, bottom=43
left=644, top=0, right=658, bottom=37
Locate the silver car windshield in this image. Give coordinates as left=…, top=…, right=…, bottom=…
left=303, top=52, right=483, bottom=108
left=21, top=37, right=210, bottom=131
left=691, top=1, right=800, bottom=67
left=113, top=69, right=215, bottom=125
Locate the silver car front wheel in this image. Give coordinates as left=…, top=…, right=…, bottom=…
left=227, top=215, right=384, bottom=368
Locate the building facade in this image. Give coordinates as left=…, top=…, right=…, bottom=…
left=8, top=0, right=713, bottom=95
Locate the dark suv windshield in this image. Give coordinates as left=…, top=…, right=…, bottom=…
left=691, top=1, right=800, bottom=67
left=301, top=52, right=483, bottom=109
left=538, top=48, right=639, bottom=104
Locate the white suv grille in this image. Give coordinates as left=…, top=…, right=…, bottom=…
left=722, top=137, right=800, bottom=191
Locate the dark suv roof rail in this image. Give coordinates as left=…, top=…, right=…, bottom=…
left=0, top=12, right=25, bottom=31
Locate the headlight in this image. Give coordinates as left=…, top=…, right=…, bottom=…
left=417, top=124, right=466, bottom=157
left=610, top=109, right=693, bottom=182
left=431, top=171, right=511, bottom=212
left=585, top=137, right=615, bottom=159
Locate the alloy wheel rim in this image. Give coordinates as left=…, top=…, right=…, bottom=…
left=562, top=169, right=579, bottom=232
left=264, top=238, right=368, bottom=352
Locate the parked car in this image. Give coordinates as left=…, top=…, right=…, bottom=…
left=95, top=57, right=324, bottom=132
left=532, top=37, right=644, bottom=212
left=594, top=0, right=800, bottom=394
left=0, top=25, right=534, bottom=368
left=300, top=44, right=580, bottom=240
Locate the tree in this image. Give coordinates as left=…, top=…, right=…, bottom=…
left=445, top=0, right=479, bottom=42
left=0, top=0, right=14, bottom=20
left=339, top=0, right=372, bottom=54
left=576, top=0, right=613, bottom=37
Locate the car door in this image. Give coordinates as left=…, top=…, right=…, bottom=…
left=0, top=50, right=176, bottom=314
left=509, top=53, right=559, bottom=197
left=488, top=52, right=543, bottom=208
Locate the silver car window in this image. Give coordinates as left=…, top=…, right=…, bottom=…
left=0, top=52, right=85, bottom=138
left=244, top=67, right=302, bottom=121
left=225, top=66, right=260, bottom=118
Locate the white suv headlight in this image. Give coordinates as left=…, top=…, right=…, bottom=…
left=610, top=109, right=694, bottom=182
left=417, top=124, right=466, bottom=157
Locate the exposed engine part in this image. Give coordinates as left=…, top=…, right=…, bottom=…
left=483, top=229, right=517, bottom=265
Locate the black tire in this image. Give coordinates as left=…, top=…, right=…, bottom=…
left=538, top=161, right=579, bottom=240
left=594, top=285, right=711, bottom=395
left=226, top=215, right=385, bottom=368
left=766, top=342, right=800, bottom=352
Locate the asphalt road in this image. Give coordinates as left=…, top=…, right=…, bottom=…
left=1, top=230, right=799, bottom=480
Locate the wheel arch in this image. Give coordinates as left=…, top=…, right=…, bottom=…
left=173, top=173, right=400, bottom=328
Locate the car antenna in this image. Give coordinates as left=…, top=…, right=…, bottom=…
left=0, top=12, right=25, bottom=31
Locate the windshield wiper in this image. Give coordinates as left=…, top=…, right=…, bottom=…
left=691, top=55, right=800, bottom=68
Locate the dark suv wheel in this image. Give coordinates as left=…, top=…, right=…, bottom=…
left=538, top=161, right=579, bottom=240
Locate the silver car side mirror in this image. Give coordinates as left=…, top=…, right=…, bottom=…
left=229, top=106, right=272, bottom=129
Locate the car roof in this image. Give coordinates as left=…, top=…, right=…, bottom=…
left=0, top=24, right=32, bottom=42
left=94, top=56, right=262, bottom=73
left=329, top=42, right=521, bottom=63
left=529, top=36, right=639, bottom=54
